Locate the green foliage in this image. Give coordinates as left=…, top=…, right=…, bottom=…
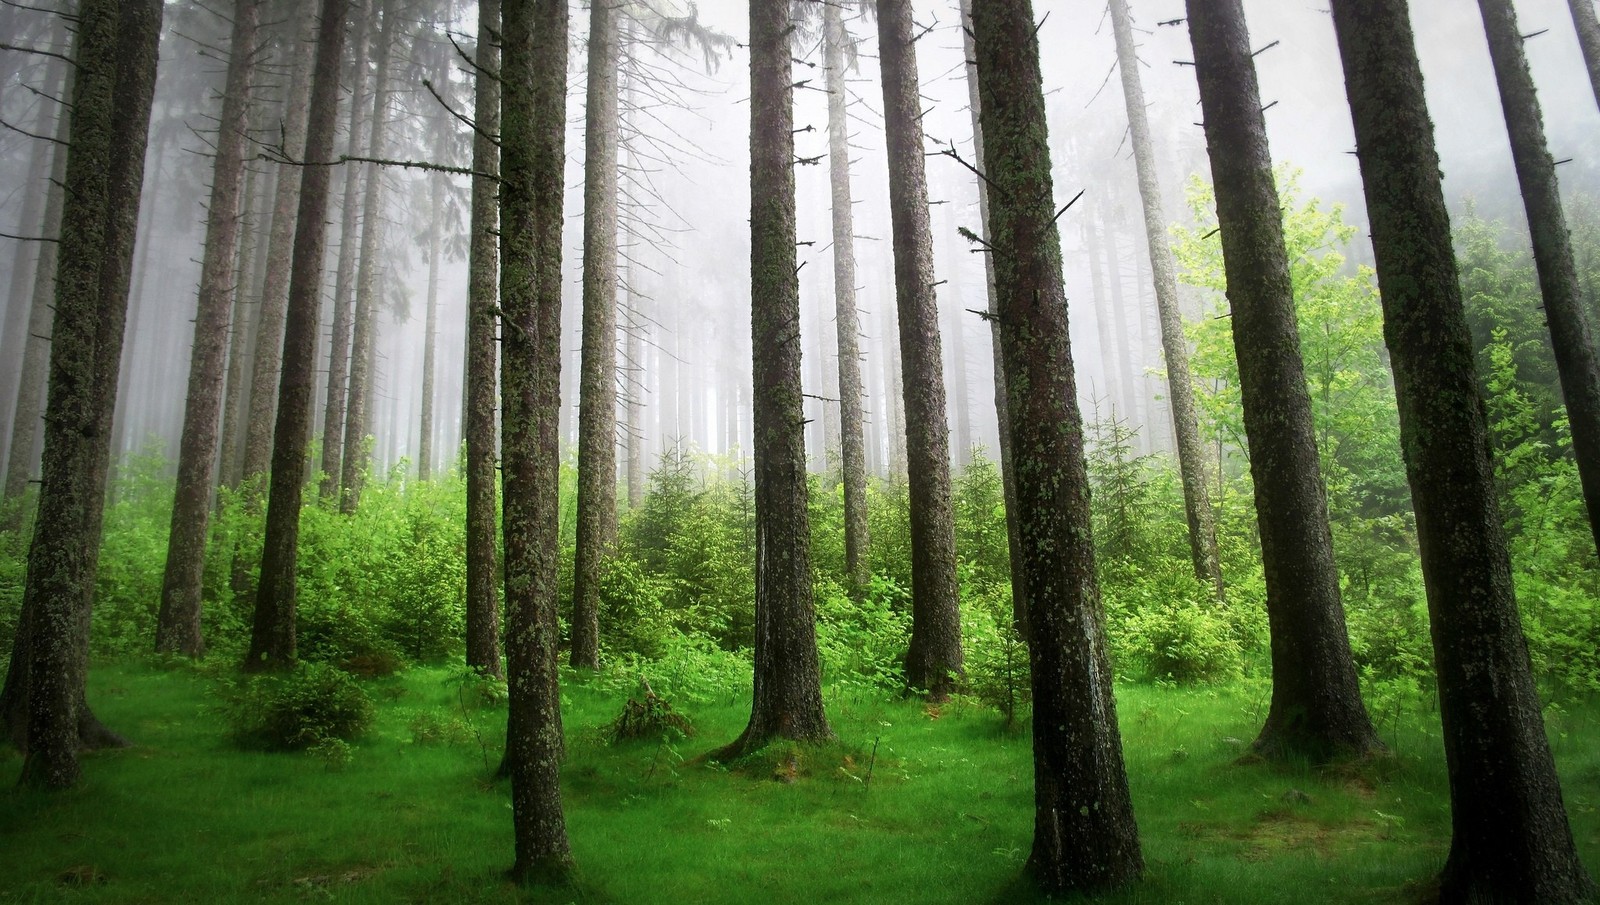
left=1104, top=561, right=1247, bottom=684
left=951, top=450, right=1010, bottom=589
left=814, top=574, right=911, bottom=696
left=960, top=582, right=1029, bottom=726
left=219, top=662, right=375, bottom=751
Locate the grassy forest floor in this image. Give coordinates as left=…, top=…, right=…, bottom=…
left=2, top=663, right=1597, bottom=904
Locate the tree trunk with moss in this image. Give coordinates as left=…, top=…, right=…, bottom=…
left=717, top=0, right=832, bottom=761
left=1110, top=0, right=1221, bottom=596
left=500, top=0, right=574, bottom=883
left=246, top=0, right=350, bottom=672
left=156, top=0, right=262, bottom=658
left=1331, top=1, right=1598, bottom=900
left=464, top=0, right=504, bottom=679
left=1479, top=0, right=1600, bottom=562
left=972, top=0, right=1143, bottom=891
left=571, top=0, right=620, bottom=670
left=876, top=0, right=963, bottom=699
left=1185, top=0, right=1381, bottom=762
left=15, top=0, right=162, bottom=788
left=1572, top=0, right=1600, bottom=111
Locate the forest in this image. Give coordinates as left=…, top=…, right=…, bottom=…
left=1, top=0, right=1599, bottom=901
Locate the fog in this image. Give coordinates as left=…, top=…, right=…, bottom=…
left=2, top=0, right=1598, bottom=484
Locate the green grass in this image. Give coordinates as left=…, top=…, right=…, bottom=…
left=1, top=664, right=1597, bottom=904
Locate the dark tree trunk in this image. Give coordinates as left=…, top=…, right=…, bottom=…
left=716, top=0, right=832, bottom=761
left=218, top=161, right=267, bottom=492
left=877, top=0, right=963, bottom=699
left=16, top=0, right=163, bottom=788
left=972, top=0, right=1143, bottom=891
left=1479, top=0, right=1600, bottom=562
left=156, top=0, right=262, bottom=658
left=571, top=0, right=620, bottom=670
left=823, top=0, right=870, bottom=594
left=1109, top=0, right=1222, bottom=596
left=958, top=0, right=1027, bottom=636
left=1331, top=2, right=1598, bottom=900
left=1572, top=0, right=1600, bottom=111
left=500, top=0, right=574, bottom=884
left=245, top=0, right=350, bottom=672
left=465, top=0, right=503, bottom=680
left=1185, top=0, right=1381, bottom=762
left=339, top=0, right=399, bottom=514
left=316, top=5, right=372, bottom=503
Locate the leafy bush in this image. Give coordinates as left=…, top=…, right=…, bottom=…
left=1120, top=599, right=1244, bottom=684
left=961, top=582, right=1030, bottom=726
left=221, top=663, right=375, bottom=751
left=815, top=574, right=911, bottom=695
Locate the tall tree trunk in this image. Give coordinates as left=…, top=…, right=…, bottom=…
left=219, top=161, right=267, bottom=492
left=883, top=301, right=907, bottom=479
left=1103, top=208, right=1142, bottom=433
left=245, top=0, right=350, bottom=672
left=625, top=276, right=644, bottom=509
left=317, top=5, right=372, bottom=502
left=958, top=0, right=1027, bottom=636
left=972, top=0, right=1143, bottom=890
left=570, top=0, right=619, bottom=670
left=824, top=0, right=870, bottom=594
left=339, top=0, right=400, bottom=514
left=1572, top=0, right=1600, bottom=111
left=465, top=0, right=503, bottom=680
left=1331, top=2, right=1598, bottom=900
left=16, top=0, right=162, bottom=788
left=155, top=0, right=262, bottom=658
left=1185, top=0, right=1381, bottom=762
left=1480, top=0, right=1600, bottom=561
left=716, top=0, right=832, bottom=761
left=1109, top=0, right=1222, bottom=595
left=242, top=3, right=320, bottom=489
left=500, top=0, right=574, bottom=883
left=419, top=161, right=443, bottom=482
left=877, top=0, right=963, bottom=699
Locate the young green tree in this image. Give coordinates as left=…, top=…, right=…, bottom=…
left=973, top=0, right=1142, bottom=892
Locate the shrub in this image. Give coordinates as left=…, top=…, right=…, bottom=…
left=222, top=663, right=375, bottom=751
left=1121, top=600, right=1243, bottom=684
left=961, top=583, right=1030, bottom=725
left=815, top=574, right=911, bottom=695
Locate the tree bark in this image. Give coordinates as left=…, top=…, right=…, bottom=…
left=877, top=0, right=963, bottom=699
left=1109, top=0, right=1222, bottom=596
left=1479, top=0, right=1600, bottom=562
left=419, top=142, right=444, bottom=482
left=245, top=0, right=350, bottom=672
left=1572, top=0, right=1600, bottom=111
left=823, top=0, right=871, bottom=595
left=1185, top=0, right=1381, bottom=762
left=972, top=0, right=1143, bottom=891
left=156, top=0, right=262, bottom=658
left=218, top=161, right=267, bottom=492
left=958, top=0, right=1027, bottom=636
left=571, top=0, right=620, bottom=670
left=464, top=0, right=504, bottom=680
left=625, top=272, right=644, bottom=509
left=17, top=0, right=163, bottom=788
left=716, top=0, right=832, bottom=761
left=500, top=0, right=574, bottom=883
left=1332, top=1, right=1598, bottom=900
left=338, top=0, right=400, bottom=514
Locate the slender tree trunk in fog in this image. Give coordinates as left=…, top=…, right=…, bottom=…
left=418, top=156, right=444, bottom=481
left=883, top=302, right=907, bottom=478
left=318, top=7, right=372, bottom=501
left=156, top=0, right=261, bottom=657
left=1186, top=0, right=1381, bottom=761
left=1572, top=0, right=1600, bottom=110
left=1103, top=208, right=1142, bottom=433
left=500, top=0, right=574, bottom=882
left=13, top=0, right=162, bottom=787
left=243, top=5, right=319, bottom=492
left=340, top=0, right=399, bottom=514
left=465, top=0, right=503, bottom=679
left=972, top=0, right=1142, bottom=890
left=1332, top=2, right=1598, bottom=900
left=571, top=0, right=620, bottom=670
left=1109, top=0, right=1221, bottom=596
left=877, top=0, right=963, bottom=699
left=1479, top=0, right=1600, bottom=562
left=958, top=0, right=1026, bottom=635
left=625, top=274, right=644, bottom=508
left=219, top=162, right=266, bottom=491
left=246, top=0, right=349, bottom=672
left=824, top=0, right=870, bottom=594
left=716, top=0, right=832, bottom=761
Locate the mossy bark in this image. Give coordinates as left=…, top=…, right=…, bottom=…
left=17, top=0, right=163, bottom=787
left=246, top=0, right=351, bottom=672
left=972, top=0, right=1143, bottom=891
left=1185, top=0, right=1381, bottom=762
left=464, top=0, right=503, bottom=680
left=717, top=0, right=832, bottom=761
left=500, top=0, right=574, bottom=883
left=571, top=0, right=621, bottom=670
left=1109, top=0, right=1222, bottom=597
left=1331, top=1, right=1598, bottom=900
left=877, top=0, right=963, bottom=699
left=156, top=0, right=262, bottom=658
left=1572, top=0, right=1600, bottom=111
